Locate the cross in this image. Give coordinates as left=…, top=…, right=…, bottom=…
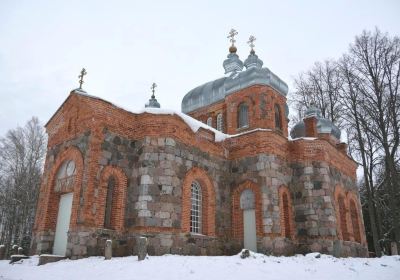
left=247, top=35, right=256, bottom=51
left=151, top=82, right=157, bottom=98
left=227, top=28, right=238, bottom=46
left=78, top=68, right=87, bottom=89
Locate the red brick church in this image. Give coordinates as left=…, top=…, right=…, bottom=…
left=32, top=31, right=368, bottom=258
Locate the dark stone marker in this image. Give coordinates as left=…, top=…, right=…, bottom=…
left=138, top=237, right=148, bottom=261
left=240, top=249, right=250, bottom=259
left=391, top=242, right=398, bottom=255
left=0, top=245, right=5, bottom=260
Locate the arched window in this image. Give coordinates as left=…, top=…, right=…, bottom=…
left=282, top=193, right=291, bottom=238
left=338, top=195, right=349, bottom=240
left=350, top=200, right=361, bottom=243
left=104, top=176, right=116, bottom=229
left=275, top=104, right=282, bottom=130
left=55, top=160, right=76, bottom=192
left=238, top=103, right=249, bottom=128
left=207, top=117, right=212, bottom=127
left=279, top=186, right=294, bottom=239
left=190, top=181, right=202, bottom=234
left=216, top=113, right=223, bottom=132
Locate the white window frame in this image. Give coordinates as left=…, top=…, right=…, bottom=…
left=206, top=117, right=213, bottom=127
left=238, top=103, right=249, bottom=128
left=190, top=181, right=202, bottom=234
left=216, top=113, right=223, bottom=132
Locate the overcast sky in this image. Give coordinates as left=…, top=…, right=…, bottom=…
left=0, top=0, right=399, bottom=135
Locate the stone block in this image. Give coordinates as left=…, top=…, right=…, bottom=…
left=135, top=201, right=147, bottom=210
left=140, top=175, right=153, bottom=185
left=38, top=255, right=66, bottom=266
left=138, top=210, right=151, bottom=217
left=161, top=185, right=173, bottom=195
left=138, top=195, right=152, bottom=201
left=155, top=211, right=170, bottom=219
left=160, top=238, right=173, bottom=247
left=304, top=166, right=313, bottom=175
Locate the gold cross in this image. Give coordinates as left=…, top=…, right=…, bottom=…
left=247, top=35, right=256, bottom=51
left=78, top=68, right=87, bottom=89
left=151, top=82, right=157, bottom=98
left=227, top=28, right=238, bottom=46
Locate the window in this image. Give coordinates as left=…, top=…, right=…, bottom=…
left=275, top=104, right=282, bottom=130
left=206, top=117, right=212, bottom=127
left=190, top=181, right=202, bottom=233
left=238, top=103, right=249, bottom=128
left=216, top=113, right=223, bottom=132
left=279, top=186, right=293, bottom=239
left=282, top=193, right=291, bottom=238
left=55, top=160, right=76, bottom=192
left=350, top=200, right=361, bottom=243
left=338, top=195, right=349, bottom=240
left=104, top=176, right=116, bottom=229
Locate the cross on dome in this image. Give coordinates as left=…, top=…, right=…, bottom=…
left=247, top=35, right=256, bottom=51
left=151, top=82, right=157, bottom=98
left=227, top=28, right=238, bottom=46
left=78, top=68, right=87, bottom=90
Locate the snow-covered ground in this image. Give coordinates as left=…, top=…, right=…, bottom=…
left=1, top=252, right=399, bottom=280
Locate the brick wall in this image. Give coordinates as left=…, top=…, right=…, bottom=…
left=32, top=91, right=367, bottom=257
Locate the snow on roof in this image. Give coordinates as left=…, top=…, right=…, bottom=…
left=75, top=90, right=278, bottom=143
left=73, top=90, right=290, bottom=143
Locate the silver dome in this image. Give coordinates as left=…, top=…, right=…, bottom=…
left=181, top=66, right=288, bottom=113
left=290, top=106, right=341, bottom=140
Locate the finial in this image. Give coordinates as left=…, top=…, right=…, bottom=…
left=247, top=35, right=256, bottom=54
left=151, top=82, right=157, bottom=98
left=227, top=28, right=238, bottom=53
left=78, top=68, right=87, bottom=90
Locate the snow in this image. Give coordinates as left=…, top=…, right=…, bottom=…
left=1, top=252, right=399, bottom=280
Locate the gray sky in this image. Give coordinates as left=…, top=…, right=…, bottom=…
left=0, top=0, right=399, bottom=135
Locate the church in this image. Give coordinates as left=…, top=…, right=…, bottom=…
left=31, top=30, right=368, bottom=258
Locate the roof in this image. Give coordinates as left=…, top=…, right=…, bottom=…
left=181, top=66, right=289, bottom=113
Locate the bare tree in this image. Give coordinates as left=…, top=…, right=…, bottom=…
left=292, top=59, right=343, bottom=126
left=0, top=117, right=46, bottom=256
left=292, top=28, right=400, bottom=255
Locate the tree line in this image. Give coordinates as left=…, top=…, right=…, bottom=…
left=290, top=28, right=400, bottom=256
left=0, top=117, right=46, bottom=256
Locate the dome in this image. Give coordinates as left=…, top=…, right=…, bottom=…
left=182, top=66, right=288, bottom=113
left=290, top=106, right=341, bottom=140
left=244, top=51, right=263, bottom=69
left=223, top=52, right=244, bottom=75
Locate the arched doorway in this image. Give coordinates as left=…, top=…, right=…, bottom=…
left=240, top=189, right=257, bottom=252
left=53, top=160, right=76, bottom=256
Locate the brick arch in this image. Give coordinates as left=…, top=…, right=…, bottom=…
left=231, top=180, right=263, bottom=239
left=39, top=146, right=84, bottom=231
left=334, top=185, right=350, bottom=241
left=346, top=192, right=365, bottom=244
left=278, top=185, right=295, bottom=239
left=181, top=167, right=216, bottom=236
left=96, top=165, right=128, bottom=232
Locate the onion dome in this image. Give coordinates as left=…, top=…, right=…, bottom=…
left=223, top=28, right=244, bottom=75
left=244, top=50, right=263, bottom=69
left=145, top=83, right=161, bottom=108
left=223, top=47, right=244, bottom=75
left=244, top=36, right=263, bottom=69
left=290, top=104, right=341, bottom=140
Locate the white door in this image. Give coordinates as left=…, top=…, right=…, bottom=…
left=53, top=192, right=73, bottom=256
left=240, top=189, right=257, bottom=252
left=243, top=209, right=257, bottom=252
